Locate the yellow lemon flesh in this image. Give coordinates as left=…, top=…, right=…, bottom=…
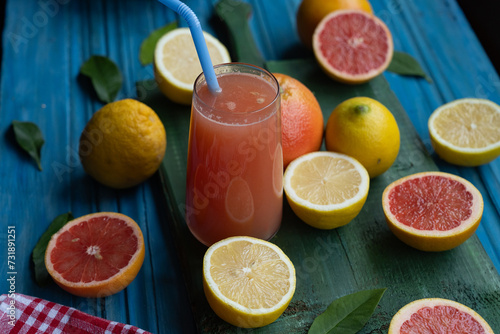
left=153, top=27, right=231, bottom=105
left=325, top=96, right=400, bottom=178
left=428, top=98, right=500, bottom=166
left=79, top=99, right=166, bottom=189
left=203, top=236, right=296, bottom=328
left=283, top=151, right=370, bottom=229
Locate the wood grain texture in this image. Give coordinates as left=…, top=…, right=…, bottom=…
left=1, top=0, right=499, bottom=333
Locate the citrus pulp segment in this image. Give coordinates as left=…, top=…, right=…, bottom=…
left=388, top=298, right=494, bottom=334
left=154, top=27, right=231, bottom=105
left=203, top=236, right=296, bottom=328
left=45, top=212, right=145, bottom=298
left=428, top=98, right=500, bottom=166
left=313, top=10, right=393, bottom=84
left=283, top=151, right=370, bottom=229
left=382, top=171, right=483, bottom=252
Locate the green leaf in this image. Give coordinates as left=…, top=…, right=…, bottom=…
left=308, top=288, right=387, bottom=334
left=215, top=0, right=265, bottom=67
left=80, top=55, right=123, bottom=103
left=12, top=120, right=45, bottom=171
left=387, top=51, right=432, bottom=82
left=139, top=21, right=177, bottom=66
left=32, top=212, right=74, bottom=286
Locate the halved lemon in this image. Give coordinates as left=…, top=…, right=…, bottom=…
left=283, top=151, right=370, bottom=229
left=203, top=236, right=296, bottom=328
left=153, top=27, right=231, bottom=105
left=428, top=98, right=500, bottom=166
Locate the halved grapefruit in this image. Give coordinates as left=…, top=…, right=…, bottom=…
left=389, top=298, right=494, bottom=333
left=313, top=10, right=393, bottom=84
left=382, top=171, right=483, bottom=252
left=45, top=212, right=145, bottom=298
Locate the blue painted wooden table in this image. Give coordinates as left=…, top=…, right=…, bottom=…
left=1, top=0, right=499, bottom=333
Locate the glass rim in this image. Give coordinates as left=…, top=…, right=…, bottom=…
left=192, top=62, right=280, bottom=116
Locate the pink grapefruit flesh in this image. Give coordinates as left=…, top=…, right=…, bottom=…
left=382, top=171, right=483, bottom=251
left=402, top=305, right=487, bottom=333
left=389, top=298, right=494, bottom=334
left=313, top=9, right=393, bottom=84
left=45, top=212, right=145, bottom=297
left=50, top=216, right=140, bottom=282
left=387, top=174, right=474, bottom=231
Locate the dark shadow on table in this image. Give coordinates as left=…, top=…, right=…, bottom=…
left=457, top=0, right=500, bottom=74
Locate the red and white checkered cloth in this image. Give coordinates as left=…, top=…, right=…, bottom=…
left=0, top=294, right=152, bottom=334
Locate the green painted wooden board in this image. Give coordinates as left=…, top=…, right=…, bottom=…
left=138, top=57, right=500, bottom=333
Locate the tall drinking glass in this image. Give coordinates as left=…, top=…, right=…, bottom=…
left=185, top=63, right=282, bottom=246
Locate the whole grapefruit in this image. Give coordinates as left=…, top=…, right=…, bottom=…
left=274, top=73, right=324, bottom=168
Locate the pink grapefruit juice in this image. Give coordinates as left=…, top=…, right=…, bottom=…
left=186, top=64, right=282, bottom=246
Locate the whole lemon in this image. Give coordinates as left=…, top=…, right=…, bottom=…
left=296, top=0, right=373, bottom=49
left=325, top=97, right=400, bottom=178
left=79, top=99, right=167, bottom=189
